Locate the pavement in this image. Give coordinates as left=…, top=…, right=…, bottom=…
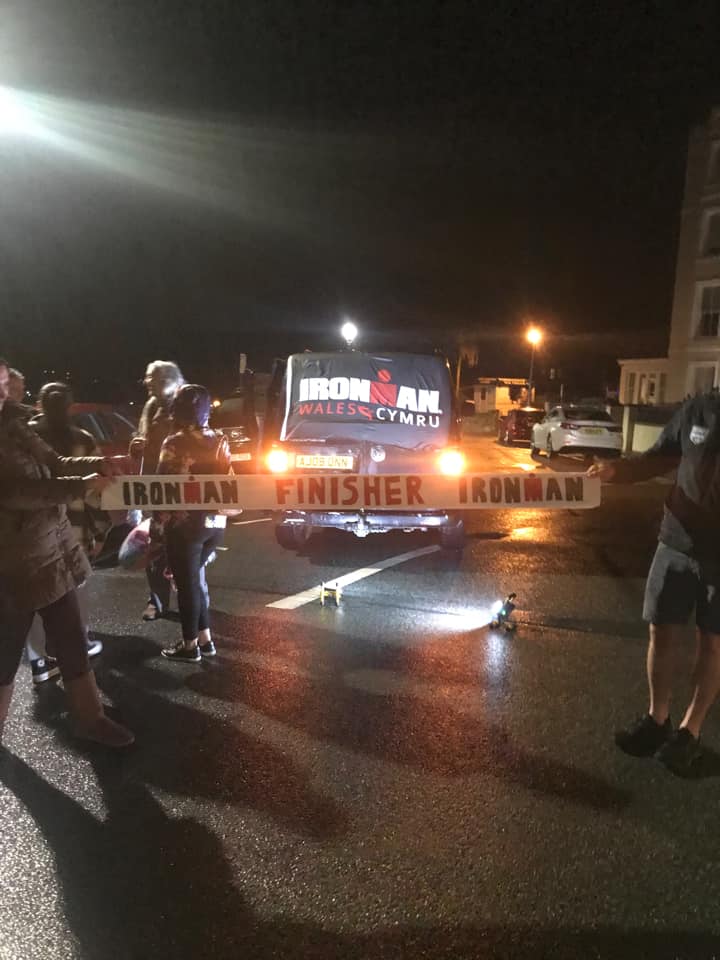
left=1, top=438, right=719, bottom=960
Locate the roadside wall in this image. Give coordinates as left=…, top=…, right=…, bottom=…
left=622, top=404, right=678, bottom=453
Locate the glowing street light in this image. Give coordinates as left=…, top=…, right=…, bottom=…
left=341, top=319, right=358, bottom=348
left=525, top=327, right=543, bottom=405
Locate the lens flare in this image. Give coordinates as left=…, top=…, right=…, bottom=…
left=438, top=449, right=466, bottom=476
left=0, top=87, right=39, bottom=137
left=266, top=448, right=290, bottom=473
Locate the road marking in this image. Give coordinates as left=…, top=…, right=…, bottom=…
left=231, top=517, right=272, bottom=526
left=266, top=544, right=441, bottom=610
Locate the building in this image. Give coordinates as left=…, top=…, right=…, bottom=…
left=472, top=378, right=529, bottom=415
left=619, top=107, right=720, bottom=403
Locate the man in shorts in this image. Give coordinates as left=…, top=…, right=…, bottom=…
left=589, top=390, right=720, bottom=776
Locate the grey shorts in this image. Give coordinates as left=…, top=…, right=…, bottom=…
left=643, top=543, right=720, bottom=633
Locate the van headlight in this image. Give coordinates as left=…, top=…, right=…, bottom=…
left=438, top=449, right=466, bottom=476
left=266, top=449, right=291, bottom=473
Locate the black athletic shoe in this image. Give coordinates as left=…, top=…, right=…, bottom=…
left=615, top=714, right=672, bottom=757
left=31, top=657, right=61, bottom=685
left=656, top=727, right=702, bottom=777
left=198, top=640, right=216, bottom=657
left=161, top=642, right=201, bottom=664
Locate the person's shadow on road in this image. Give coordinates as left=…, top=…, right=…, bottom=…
left=33, top=632, right=348, bottom=841
left=0, top=751, right=252, bottom=959
left=0, top=752, right=718, bottom=960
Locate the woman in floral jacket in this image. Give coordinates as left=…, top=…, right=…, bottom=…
left=0, top=360, right=133, bottom=749
left=152, top=384, right=232, bottom=663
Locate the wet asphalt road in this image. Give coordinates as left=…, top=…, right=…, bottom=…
left=2, top=439, right=720, bottom=960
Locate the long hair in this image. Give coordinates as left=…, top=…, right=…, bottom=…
left=145, top=360, right=185, bottom=390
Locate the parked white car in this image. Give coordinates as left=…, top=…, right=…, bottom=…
left=530, top=405, right=623, bottom=458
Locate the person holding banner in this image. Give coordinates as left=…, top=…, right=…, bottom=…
left=0, top=359, right=134, bottom=749
left=24, top=382, right=109, bottom=684
left=130, top=360, right=185, bottom=622
left=590, top=390, right=720, bottom=776
left=151, top=384, right=231, bottom=664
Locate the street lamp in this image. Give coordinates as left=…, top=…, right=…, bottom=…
left=526, top=327, right=542, bottom=406
left=341, top=319, right=358, bottom=349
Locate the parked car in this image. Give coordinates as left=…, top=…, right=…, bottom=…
left=264, top=350, right=466, bottom=549
left=210, top=396, right=258, bottom=473
left=530, top=405, right=622, bottom=458
left=67, top=404, right=138, bottom=563
left=70, top=403, right=137, bottom=457
left=497, top=407, right=545, bottom=445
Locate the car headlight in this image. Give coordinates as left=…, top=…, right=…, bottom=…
left=438, top=449, right=466, bottom=476
left=266, top=449, right=291, bottom=473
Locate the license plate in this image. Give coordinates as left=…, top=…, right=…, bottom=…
left=582, top=427, right=603, bottom=435
left=295, top=454, right=354, bottom=470
left=230, top=452, right=252, bottom=461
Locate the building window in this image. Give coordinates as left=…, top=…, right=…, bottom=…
left=703, top=212, right=720, bottom=257
left=688, top=363, right=717, bottom=395
left=698, top=284, right=720, bottom=337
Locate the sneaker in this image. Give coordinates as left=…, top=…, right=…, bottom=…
left=198, top=639, right=216, bottom=657
left=142, top=603, right=161, bottom=622
left=161, top=642, right=201, bottom=664
left=86, top=636, right=103, bottom=658
left=31, top=657, right=61, bottom=685
left=656, top=727, right=702, bottom=777
left=615, top=714, right=672, bottom=757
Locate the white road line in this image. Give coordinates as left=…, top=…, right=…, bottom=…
left=231, top=517, right=272, bottom=526
left=266, top=544, right=441, bottom=610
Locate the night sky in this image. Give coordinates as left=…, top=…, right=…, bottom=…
left=1, top=1, right=719, bottom=399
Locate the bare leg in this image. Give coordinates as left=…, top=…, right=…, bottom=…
left=24, top=615, right=47, bottom=662
left=648, top=624, right=682, bottom=724
left=680, top=631, right=720, bottom=738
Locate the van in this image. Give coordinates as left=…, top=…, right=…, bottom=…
left=265, top=350, right=466, bottom=549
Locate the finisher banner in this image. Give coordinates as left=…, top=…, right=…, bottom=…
left=102, top=473, right=601, bottom=512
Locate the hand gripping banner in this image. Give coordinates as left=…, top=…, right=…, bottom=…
left=102, top=472, right=601, bottom=512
